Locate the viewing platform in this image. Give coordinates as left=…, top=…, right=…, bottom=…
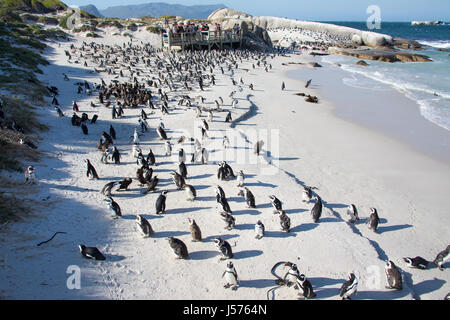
left=161, top=30, right=243, bottom=51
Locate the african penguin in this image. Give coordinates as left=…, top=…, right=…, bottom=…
left=85, top=159, right=99, bottom=180
left=116, top=178, right=132, bottom=191
left=311, top=196, right=323, bottom=223
left=188, top=218, right=202, bottom=242
left=214, top=238, right=233, bottom=260
left=155, top=191, right=167, bottom=215
left=347, top=204, right=359, bottom=223
left=269, top=195, right=282, bottom=213
left=339, top=273, right=358, bottom=300
left=101, top=181, right=120, bottom=197
left=403, top=256, right=429, bottom=270
left=237, top=170, right=244, bottom=187
left=284, top=263, right=300, bottom=287
left=220, top=212, right=236, bottom=231
left=184, top=184, right=196, bottom=201
left=179, top=161, right=187, bottom=178
left=279, top=211, right=291, bottom=232
left=243, top=187, right=256, bottom=208
left=385, top=260, right=403, bottom=290
left=367, top=208, right=380, bottom=233
left=136, top=215, right=154, bottom=237
left=104, top=197, right=122, bottom=218
left=255, top=220, right=265, bottom=240
left=167, top=237, right=189, bottom=259
left=222, top=261, right=239, bottom=290
left=433, top=245, right=450, bottom=271
left=297, top=274, right=316, bottom=300
left=170, top=171, right=185, bottom=190
left=24, top=165, right=36, bottom=184
left=78, top=245, right=105, bottom=261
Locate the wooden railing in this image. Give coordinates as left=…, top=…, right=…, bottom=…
left=161, top=30, right=243, bottom=50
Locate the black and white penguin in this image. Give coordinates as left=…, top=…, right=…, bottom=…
left=136, top=215, right=154, bottom=237
left=188, top=218, right=202, bottom=242
left=216, top=185, right=226, bottom=202
left=117, top=178, right=132, bottom=191
left=143, top=176, right=159, bottom=194
left=255, top=220, right=265, bottom=239
left=102, top=131, right=114, bottom=146
left=184, top=184, right=196, bottom=201
left=243, top=187, right=256, bottom=208
left=254, top=140, right=264, bottom=156
left=167, top=237, right=189, bottom=259
left=220, top=212, right=236, bottom=231
left=178, top=148, right=186, bottom=164
left=297, top=274, right=316, bottom=300
left=433, top=245, right=450, bottom=271
left=109, top=125, right=116, bottom=140
left=155, top=191, right=167, bottom=215
left=214, top=238, right=233, bottom=260
left=367, top=208, right=380, bottom=233
left=157, top=125, right=168, bottom=140
left=55, top=106, right=64, bottom=117
left=147, top=149, right=156, bottom=166
left=179, top=161, right=187, bottom=178
left=225, top=112, right=232, bottom=123
left=222, top=161, right=235, bottom=178
left=101, top=181, right=120, bottom=197
left=72, top=100, right=79, bottom=112
left=24, top=165, right=36, bottom=184
left=269, top=195, right=282, bottom=213
left=90, top=115, right=98, bottom=124
left=217, top=163, right=226, bottom=181
left=347, top=204, right=359, bottom=223
left=170, top=171, right=185, bottom=190
left=279, top=211, right=291, bottom=232
left=311, top=196, right=322, bottom=223
left=281, top=81, right=285, bottom=91
left=81, top=123, right=88, bottom=135
left=112, top=147, right=121, bottom=164
left=164, top=141, right=172, bottom=156
left=403, top=256, right=429, bottom=270
left=218, top=196, right=232, bottom=214
left=19, top=138, right=37, bottom=150
left=283, top=263, right=300, bottom=287
left=305, top=79, right=312, bottom=88
left=385, top=260, right=403, bottom=290
left=223, top=261, right=239, bottom=290
left=339, top=273, right=358, bottom=300
left=78, top=245, right=105, bottom=261
left=85, top=159, right=99, bottom=180
left=201, top=148, right=208, bottom=164
left=104, top=197, right=122, bottom=218
left=302, top=186, right=315, bottom=203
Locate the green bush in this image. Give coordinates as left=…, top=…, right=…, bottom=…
left=146, top=25, right=162, bottom=34
left=86, top=32, right=99, bottom=38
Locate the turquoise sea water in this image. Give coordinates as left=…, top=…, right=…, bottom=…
left=319, top=22, right=450, bottom=131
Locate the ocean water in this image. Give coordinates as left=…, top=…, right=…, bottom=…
left=319, top=22, right=450, bottom=131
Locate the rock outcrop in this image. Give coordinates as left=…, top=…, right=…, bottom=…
left=328, top=47, right=432, bottom=63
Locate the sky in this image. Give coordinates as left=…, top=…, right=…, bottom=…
left=67, top=0, right=450, bottom=22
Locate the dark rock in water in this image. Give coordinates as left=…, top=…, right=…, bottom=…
left=329, top=47, right=432, bottom=63
left=392, top=38, right=423, bottom=50
left=310, top=52, right=330, bottom=56
left=356, top=60, right=369, bottom=66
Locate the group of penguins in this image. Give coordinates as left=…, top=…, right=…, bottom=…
left=34, top=37, right=450, bottom=300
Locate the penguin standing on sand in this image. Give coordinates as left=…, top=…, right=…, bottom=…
left=165, top=141, right=172, bottom=156
left=223, top=262, right=239, bottom=290
left=85, top=159, right=99, bottom=180
left=279, top=211, right=291, bottom=232
left=216, top=185, right=226, bottom=203
left=179, top=161, right=187, bottom=178
left=214, top=238, right=233, bottom=260
left=347, top=204, right=359, bottom=223
left=112, top=147, right=121, bottom=164
left=155, top=191, right=167, bottom=215
left=188, top=218, right=202, bottom=242
left=24, top=165, right=36, bottom=184
left=302, top=186, right=314, bottom=203
left=116, top=178, right=132, bottom=191
left=167, top=237, right=189, bottom=259
left=385, top=260, right=403, bottom=290
left=78, top=245, right=105, bottom=261
left=170, top=171, right=185, bottom=190
left=136, top=215, right=154, bottom=237
left=101, top=181, right=120, bottom=197
left=255, top=220, right=265, bottom=239
left=157, top=125, right=168, bottom=140
left=237, top=170, right=245, bottom=187
left=178, top=148, right=186, bottom=164
left=143, top=176, right=159, bottom=194
left=242, top=187, right=256, bottom=208
left=109, top=125, right=116, bottom=140
left=433, top=245, right=450, bottom=271
left=104, top=197, right=122, bottom=219
left=283, top=263, right=300, bottom=287
left=254, top=140, right=264, bottom=155
left=218, top=196, right=232, bottom=214
left=225, top=112, right=232, bottom=123
left=221, top=212, right=236, bottom=231
left=311, top=196, right=322, bottom=223
left=184, top=184, right=196, bottom=201
left=281, top=81, right=285, bottom=91
left=147, top=149, right=156, bottom=166
left=201, top=148, right=208, bottom=164
left=340, top=273, right=358, bottom=300
left=367, top=208, right=380, bottom=233
left=269, top=195, right=282, bottom=213
left=403, top=256, right=429, bottom=270
left=297, top=274, right=316, bottom=300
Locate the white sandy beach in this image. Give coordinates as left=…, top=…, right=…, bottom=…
left=0, top=25, right=449, bottom=301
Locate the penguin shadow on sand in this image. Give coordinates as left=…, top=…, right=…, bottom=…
left=233, top=209, right=262, bottom=216
left=188, top=173, right=214, bottom=180
left=165, top=206, right=212, bottom=215
left=103, top=253, right=127, bottom=262
left=152, top=231, right=190, bottom=239
left=188, top=250, right=221, bottom=261
left=290, top=223, right=319, bottom=233
left=239, top=279, right=275, bottom=289
left=244, top=181, right=277, bottom=189
left=203, top=234, right=240, bottom=243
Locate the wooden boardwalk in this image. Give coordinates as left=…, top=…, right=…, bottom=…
left=161, top=30, right=243, bottom=51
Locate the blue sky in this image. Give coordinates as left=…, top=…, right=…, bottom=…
left=67, top=0, right=450, bottom=21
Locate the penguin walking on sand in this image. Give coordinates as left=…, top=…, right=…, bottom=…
left=367, top=208, right=380, bottom=233
left=184, top=184, right=196, bottom=201
left=255, top=220, right=265, bottom=239
left=178, top=148, right=186, bottom=164
left=24, top=165, right=36, bottom=184
left=104, top=197, right=122, bottom=219
left=218, top=196, right=232, bottom=214
left=433, top=245, right=450, bottom=271
left=147, top=149, right=156, bottom=166
left=221, top=212, right=236, bottom=231
left=385, top=260, right=403, bottom=290
left=155, top=191, right=167, bottom=215
left=340, top=273, right=358, bottom=300
left=179, top=161, right=187, bottom=178
left=311, top=196, right=322, bottom=223
left=165, top=141, right=172, bottom=156
left=269, top=195, right=282, bottom=213
left=403, top=256, right=429, bottom=270
left=85, top=159, right=99, bottom=180
left=297, top=274, right=316, bottom=300
left=225, top=112, right=232, bottom=123
left=78, top=245, right=105, bottom=261
left=214, top=238, right=233, bottom=260
left=136, top=215, right=154, bottom=237
left=157, top=125, right=168, bottom=140
left=254, top=140, right=264, bottom=156
left=170, top=171, right=185, bottom=190
left=116, top=178, right=132, bottom=191
left=279, top=211, right=291, bottom=232
left=223, top=261, right=239, bottom=290
left=109, top=125, right=116, bottom=140
left=241, top=187, right=256, bottom=208
left=223, top=136, right=230, bottom=149
left=143, top=176, right=159, bottom=194
left=347, top=204, right=359, bottom=223
left=216, top=185, right=226, bottom=203
left=167, top=237, right=189, bottom=259
left=188, top=218, right=202, bottom=242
